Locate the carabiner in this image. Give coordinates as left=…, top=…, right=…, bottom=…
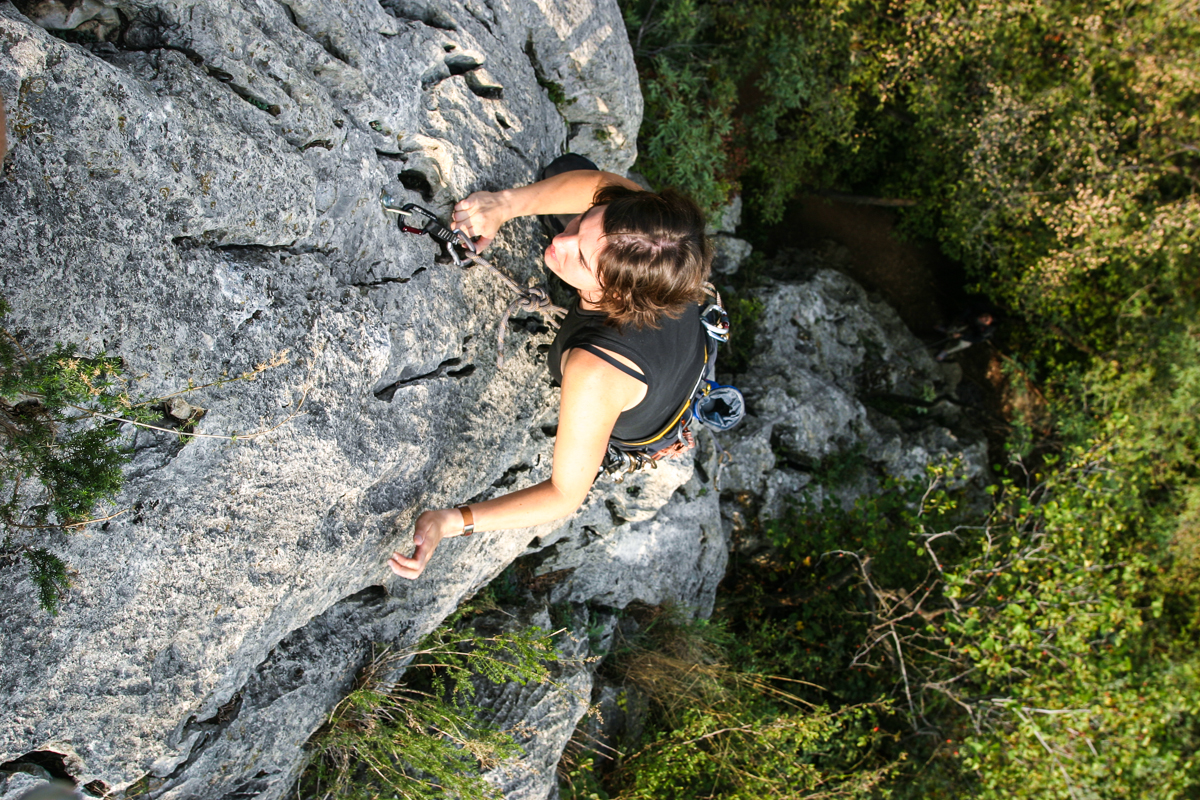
left=701, top=303, right=731, bottom=343
left=382, top=195, right=476, bottom=267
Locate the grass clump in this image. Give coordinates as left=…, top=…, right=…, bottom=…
left=599, top=607, right=897, bottom=800
left=299, top=623, right=568, bottom=800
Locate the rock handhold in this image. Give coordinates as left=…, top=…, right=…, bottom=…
left=465, top=67, right=504, bottom=99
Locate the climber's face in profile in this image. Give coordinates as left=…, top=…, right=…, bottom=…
left=544, top=204, right=606, bottom=303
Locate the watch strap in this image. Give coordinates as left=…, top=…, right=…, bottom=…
left=456, top=505, right=475, bottom=536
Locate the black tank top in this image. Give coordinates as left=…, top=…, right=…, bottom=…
left=548, top=301, right=707, bottom=441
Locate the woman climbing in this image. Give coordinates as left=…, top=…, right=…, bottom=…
left=388, top=155, right=711, bottom=580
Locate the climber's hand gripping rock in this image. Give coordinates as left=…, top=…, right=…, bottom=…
left=452, top=190, right=513, bottom=253
left=388, top=508, right=462, bottom=580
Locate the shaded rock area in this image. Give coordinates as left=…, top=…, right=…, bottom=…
left=706, top=193, right=752, bottom=275
left=0, top=1, right=988, bottom=797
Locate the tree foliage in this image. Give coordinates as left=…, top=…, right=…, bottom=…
left=617, top=0, right=1200, bottom=796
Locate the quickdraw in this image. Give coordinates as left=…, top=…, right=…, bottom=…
left=382, top=198, right=475, bottom=266
left=382, top=196, right=567, bottom=366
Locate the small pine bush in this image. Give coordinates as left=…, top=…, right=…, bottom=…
left=0, top=297, right=131, bottom=614
left=299, top=624, right=568, bottom=800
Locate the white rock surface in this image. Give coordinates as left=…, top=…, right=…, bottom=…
left=716, top=247, right=988, bottom=524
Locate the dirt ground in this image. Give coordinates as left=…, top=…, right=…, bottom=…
left=763, top=196, right=968, bottom=334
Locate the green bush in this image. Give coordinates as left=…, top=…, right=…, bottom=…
left=0, top=298, right=131, bottom=613
left=705, top=450, right=1200, bottom=798
left=602, top=609, right=896, bottom=800
left=298, top=624, right=567, bottom=800
left=620, top=0, right=875, bottom=220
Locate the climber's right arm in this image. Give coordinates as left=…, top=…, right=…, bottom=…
left=451, top=169, right=640, bottom=251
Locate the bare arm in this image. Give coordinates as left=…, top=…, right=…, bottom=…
left=452, top=169, right=641, bottom=251
left=388, top=350, right=643, bottom=579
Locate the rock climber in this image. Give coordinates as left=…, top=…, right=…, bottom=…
left=388, top=155, right=711, bottom=579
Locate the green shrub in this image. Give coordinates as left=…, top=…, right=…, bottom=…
left=754, top=444, right=1200, bottom=798
left=299, top=624, right=566, bottom=800
left=0, top=298, right=131, bottom=613
left=604, top=608, right=896, bottom=800
left=0, top=297, right=298, bottom=613
left=619, top=0, right=865, bottom=220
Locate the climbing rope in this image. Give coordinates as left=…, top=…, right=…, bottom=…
left=455, top=233, right=568, bottom=367
left=383, top=198, right=568, bottom=367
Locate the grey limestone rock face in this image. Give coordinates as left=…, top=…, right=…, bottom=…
left=509, top=0, right=643, bottom=175
left=710, top=234, right=752, bottom=275
left=0, top=0, right=650, bottom=795
left=705, top=247, right=988, bottom=527
left=716, top=247, right=989, bottom=526
left=531, top=462, right=725, bottom=617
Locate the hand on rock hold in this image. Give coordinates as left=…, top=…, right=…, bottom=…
left=452, top=190, right=512, bottom=252
left=388, top=507, right=462, bottom=579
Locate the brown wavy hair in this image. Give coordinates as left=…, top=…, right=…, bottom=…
left=589, top=184, right=711, bottom=329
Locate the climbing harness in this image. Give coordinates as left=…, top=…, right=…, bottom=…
left=602, top=285, right=746, bottom=481
left=383, top=197, right=567, bottom=366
